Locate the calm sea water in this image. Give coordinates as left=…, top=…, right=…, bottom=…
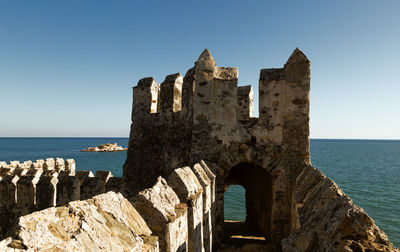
left=0, top=138, right=399, bottom=247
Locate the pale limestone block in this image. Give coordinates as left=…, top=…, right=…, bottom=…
left=35, top=159, right=45, bottom=168
left=65, top=159, right=76, bottom=175
left=44, top=158, right=55, bottom=172
left=168, top=167, right=204, bottom=252
left=8, top=161, right=20, bottom=168
left=131, top=177, right=187, bottom=252
left=8, top=192, right=156, bottom=251
left=55, top=158, right=65, bottom=172
left=192, top=163, right=212, bottom=252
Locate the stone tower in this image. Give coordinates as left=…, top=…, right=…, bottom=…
left=123, top=48, right=310, bottom=244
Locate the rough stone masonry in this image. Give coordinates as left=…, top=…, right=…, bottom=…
left=124, top=48, right=311, bottom=245
left=0, top=49, right=398, bottom=252
left=123, top=48, right=399, bottom=251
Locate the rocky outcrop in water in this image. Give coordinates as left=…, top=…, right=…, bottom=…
left=81, top=143, right=127, bottom=152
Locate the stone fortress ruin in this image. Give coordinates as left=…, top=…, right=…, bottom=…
left=0, top=49, right=398, bottom=251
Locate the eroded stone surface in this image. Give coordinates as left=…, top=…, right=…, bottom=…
left=0, top=192, right=158, bottom=252
left=0, top=49, right=398, bottom=251
left=131, top=177, right=188, bottom=252
left=281, top=165, right=399, bottom=252
left=168, top=167, right=204, bottom=252
left=122, top=48, right=398, bottom=250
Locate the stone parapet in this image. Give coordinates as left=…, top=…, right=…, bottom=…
left=168, top=166, right=204, bottom=252
left=281, top=165, right=399, bottom=252
left=0, top=158, right=75, bottom=178
left=0, top=159, right=124, bottom=239
left=131, top=176, right=188, bottom=252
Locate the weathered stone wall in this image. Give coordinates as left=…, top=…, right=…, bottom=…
left=0, top=158, right=75, bottom=178
left=124, top=74, right=194, bottom=194
left=281, top=165, right=399, bottom=252
left=1, top=49, right=398, bottom=251
left=0, top=159, right=217, bottom=252
left=123, top=48, right=311, bottom=246
left=0, top=158, right=122, bottom=239
left=167, top=167, right=204, bottom=252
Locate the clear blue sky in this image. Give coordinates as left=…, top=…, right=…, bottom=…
left=0, top=0, right=399, bottom=138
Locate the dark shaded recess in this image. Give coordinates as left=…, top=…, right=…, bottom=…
left=225, top=162, right=273, bottom=241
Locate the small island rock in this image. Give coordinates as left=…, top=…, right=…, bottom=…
left=81, top=143, right=127, bottom=152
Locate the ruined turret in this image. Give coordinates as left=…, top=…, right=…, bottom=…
left=123, top=48, right=311, bottom=245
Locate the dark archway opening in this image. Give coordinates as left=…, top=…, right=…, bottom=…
left=223, top=162, right=273, bottom=247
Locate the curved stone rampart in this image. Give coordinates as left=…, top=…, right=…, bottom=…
left=0, top=160, right=217, bottom=252
left=282, top=165, right=399, bottom=252
left=0, top=158, right=118, bottom=238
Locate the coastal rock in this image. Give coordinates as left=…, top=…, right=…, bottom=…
left=81, top=143, right=127, bottom=152
left=0, top=191, right=159, bottom=251
left=281, top=165, right=400, bottom=252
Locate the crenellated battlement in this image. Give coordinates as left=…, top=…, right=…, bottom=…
left=0, top=158, right=75, bottom=178
left=128, top=48, right=309, bottom=141
left=124, top=48, right=311, bottom=247
left=0, top=49, right=397, bottom=252
left=0, top=158, right=125, bottom=237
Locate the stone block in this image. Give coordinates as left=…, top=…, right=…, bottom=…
left=55, top=158, right=65, bottom=172
left=14, top=167, right=28, bottom=177
left=26, top=167, right=43, bottom=178
left=22, top=160, right=33, bottom=168
left=237, top=85, right=254, bottom=120
left=199, top=161, right=216, bottom=239
left=34, top=159, right=45, bottom=168
left=4, top=192, right=158, bottom=251
left=168, top=167, right=203, bottom=252
left=95, top=170, right=113, bottom=183
left=65, top=159, right=76, bottom=175
left=160, top=73, right=183, bottom=113
left=36, top=175, right=58, bottom=210
left=44, top=158, right=55, bottom=172
left=0, top=175, right=19, bottom=207
left=133, top=77, right=160, bottom=117
left=56, top=175, right=80, bottom=206
left=131, top=177, right=188, bottom=252
left=80, top=176, right=105, bottom=200
left=8, top=161, right=20, bottom=168
left=192, top=163, right=212, bottom=252
left=105, top=177, right=124, bottom=193
left=76, top=170, right=94, bottom=183
left=0, top=167, right=14, bottom=177
left=16, top=175, right=39, bottom=215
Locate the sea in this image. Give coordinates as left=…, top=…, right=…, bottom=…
left=0, top=138, right=399, bottom=247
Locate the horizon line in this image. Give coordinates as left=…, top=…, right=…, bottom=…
left=0, top=137, right=400, bottom=141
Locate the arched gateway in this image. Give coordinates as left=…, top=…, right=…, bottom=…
left=123, top=48, right=310, bottom=248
